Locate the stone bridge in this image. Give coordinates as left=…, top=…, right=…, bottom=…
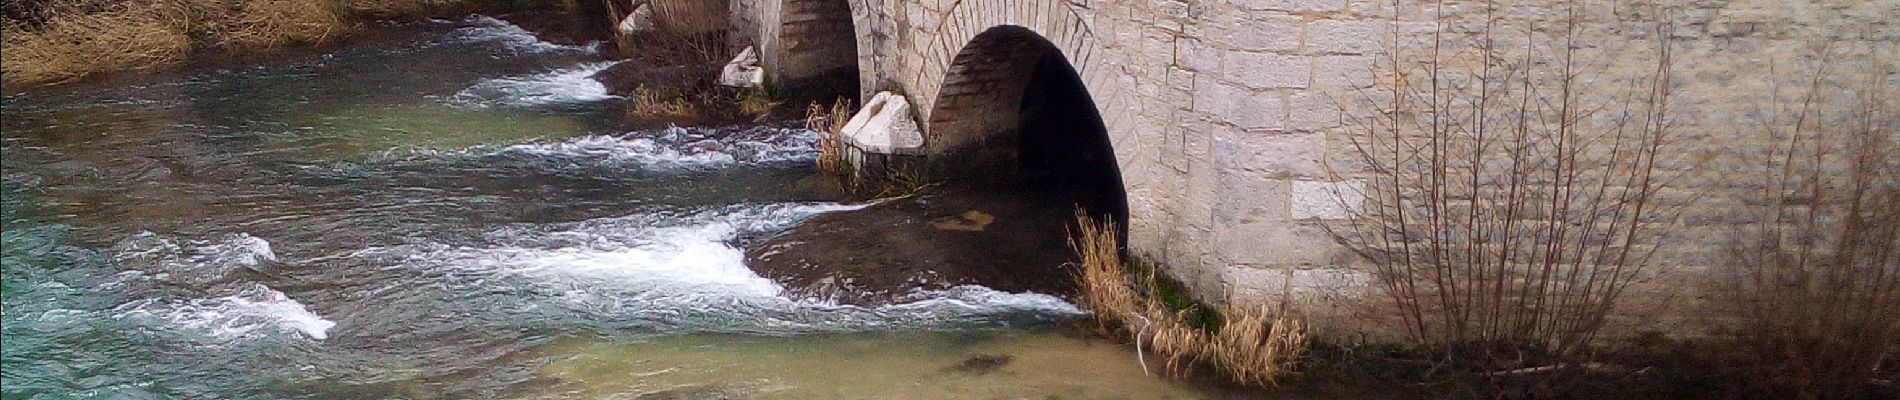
left=724, top=0, right=1899, bottom=317
left=730, top=0, right=1382, bottom=307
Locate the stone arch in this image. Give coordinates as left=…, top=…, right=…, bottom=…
left=924, top=24, right=1128, bottom=227
left=759, top=0, right=871, bottom=100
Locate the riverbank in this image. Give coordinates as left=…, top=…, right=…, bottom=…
left=0, top=0, right=591, bottom=87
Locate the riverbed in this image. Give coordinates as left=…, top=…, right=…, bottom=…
left=0, top=16, right=1220, bottom=399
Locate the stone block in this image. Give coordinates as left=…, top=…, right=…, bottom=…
left=1286, top=90, right=1343, bottom=129
left=1213, top=128, right=1325, bottom=177
left=1175, top=37, right=1222, bottom=74
left=839, top=91, right=924, bottom=155
left=1221, top=50, right=1311, bottom=89
left=1290, top=179, right=1365, bottom=220
left=1193, top=79, right=1284, bottom=130
left=1210, top=10, right=1304, bottom=53
left=1305, top=19, right=1384, bottom=55
left=1214, top=219, right=1342, bottom=266
left=1216, top=170, right=1291, bottom=223
left=1237, top=0, right=1348, bottom=13
left=1226, top=266, right=1371, bottom=305
left=1311, top=55, right=1376, bottom=89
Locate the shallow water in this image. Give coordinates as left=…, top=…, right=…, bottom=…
left=1, top=16, right=1214, bottom=399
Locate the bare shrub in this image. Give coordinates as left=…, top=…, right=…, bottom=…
left=1336, top=2, right=1679, bottom=366
left=605, top=0, right=725, bottom=69
left=1716, top=55, right=1899, bottom=399
left=1071, top=213, right=1308, bottom=386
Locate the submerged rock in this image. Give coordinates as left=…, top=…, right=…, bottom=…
left=744, top=176, right=1117, bottom=305
left=944, top=354, right=1015, bottom=376
left=634, top=386, right=744, bottom=400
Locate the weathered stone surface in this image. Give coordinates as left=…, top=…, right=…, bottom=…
left=1221, top=51, right=1310, bottom=89
left=1304, top=19, right=1383, bottom=55
left=617, top=3, right=655, bottom=34
left=1213, top=129, right=1324, bottom=178
left=1289, top=179, right=1363, bottom=220
left=718, top=46, right=765, bottom=88
left=1195, top=80, right=1284, bottom=129
left=839, top=91, right=924, bottom=155
left=739, top=0, right=1900, bottom=335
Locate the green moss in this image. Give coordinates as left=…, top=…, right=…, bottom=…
left=1125, top=257, right=1225, bottom=334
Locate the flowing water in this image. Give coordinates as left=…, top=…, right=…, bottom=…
left=0, top=16, right=1221, bottom=399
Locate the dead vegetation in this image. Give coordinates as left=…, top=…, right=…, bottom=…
left=1070, top=212, right=1308, bottom=387
left=806, top=98, right=853, bottom=176
left=0, top=0, right=549, bottom=86
left=601, top=0, right=779, bottom=123
left=1335, top=1, right=1679, bottom=377
left=628, top=86, right=698, bottom=120
left=1713, top=54, right=1899, bottom=399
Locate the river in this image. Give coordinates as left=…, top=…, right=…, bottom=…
left=0, top=16, right=1219, bottom=399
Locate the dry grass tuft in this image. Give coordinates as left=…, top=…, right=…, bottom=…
left=0, top=0, right=517, bottom=86
left=2, top=1, right=192, bottom=84
left=628, top=87, right=697, bottom=119
left=806, top=98, right=853, bottom=176
left=1070, top=212, right=1308, bottom=387
left=219, top=0, right=343, bottom=48
left=737, top=89, right=779, bottom=122
left=337, top=0, right=465, bottom=18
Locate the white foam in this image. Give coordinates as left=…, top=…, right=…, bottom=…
left=491, top=126, right=820, bottom=171
left=364, top=202, right=1086, bottom=333
left=114, top=283, right=336, bottom=341
left=443, top=15, right=597, bottom=54
left=447, top=61, right=621, bottom=109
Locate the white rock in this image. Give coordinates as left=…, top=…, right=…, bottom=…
left=839, top=92, right=925, bottom=155
left=616, top=3, right=655, bottom=35
left=718, top=46, right=764, bottom=88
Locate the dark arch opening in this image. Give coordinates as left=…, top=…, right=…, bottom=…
left=928, top=26, right=1128, bottom=230
left=775, top=0, right=860, bottom=102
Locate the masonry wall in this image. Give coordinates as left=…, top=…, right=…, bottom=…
left=743, top=0, right=1900, bottom=337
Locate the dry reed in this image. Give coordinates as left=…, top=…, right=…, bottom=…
left=628, top=86, right=697, bottom=119
left=1070, top=212, right=1307, bottom=387
left=806, top=99, right=852, bottom=176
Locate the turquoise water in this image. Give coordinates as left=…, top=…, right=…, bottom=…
left=1, top=16, right=1214, bottom=399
